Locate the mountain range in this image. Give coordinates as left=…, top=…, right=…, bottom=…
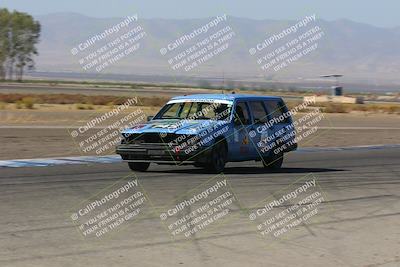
left=32, top=13, right=400, bottom=86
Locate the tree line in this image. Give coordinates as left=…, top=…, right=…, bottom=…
left=0, top=8, right=41, bottom=81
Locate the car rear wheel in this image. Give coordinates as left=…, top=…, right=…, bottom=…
left=128, top=162, right=150, bottom=172
left=206, top=141, right=227, bottom=173
left=262, top=153, right=283, bottom=169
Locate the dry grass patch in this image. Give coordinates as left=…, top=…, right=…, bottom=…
left=0, top=93, right=170, bottom=108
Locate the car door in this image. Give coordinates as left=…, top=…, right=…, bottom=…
left=264, top=99, right=294, bottom=155
left=247, top=100, right=272, bottom=159
left=229, top=101, right=255, bottom=161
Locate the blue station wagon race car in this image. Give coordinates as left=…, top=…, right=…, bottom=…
left=116, top=93, right=297, bottom=173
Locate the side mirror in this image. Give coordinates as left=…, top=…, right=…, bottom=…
left=147, top=116, right=154, bottom=122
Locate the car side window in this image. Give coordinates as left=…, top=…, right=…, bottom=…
left=234, top=102, right=251, bottom=125
left=249, top=101, right=268, bottom=124
left=264, top=100, right=290, bottom=123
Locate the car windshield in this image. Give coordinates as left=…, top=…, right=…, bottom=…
left=155, top=101, right=232, bottom=120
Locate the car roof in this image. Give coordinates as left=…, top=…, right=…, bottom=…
left=170, top=93, right=282, bottom=101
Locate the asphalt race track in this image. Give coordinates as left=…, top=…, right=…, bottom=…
left=0, top=147, right=399, bottom=267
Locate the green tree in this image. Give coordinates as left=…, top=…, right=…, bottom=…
left=0, top=9, right=10, bottom=80
left=0, top=9, right=40, bottom=81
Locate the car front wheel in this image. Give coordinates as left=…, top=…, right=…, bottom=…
left=128, top=162, right=150, bottom=172
left=206, top=141, right=227, bottom=173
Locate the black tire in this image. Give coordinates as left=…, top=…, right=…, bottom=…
left=262, top=153, right=283, bottom=169
left=206, top=141, right=227, bottom=173
left=128, top=162, right=150, bottom=172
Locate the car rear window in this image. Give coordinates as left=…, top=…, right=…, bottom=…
left=264, top=100, right=290, bottom=123
left=249, top=101, right=268, bottom=124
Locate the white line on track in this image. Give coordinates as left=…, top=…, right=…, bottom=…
left=0, top=144, right=399, bottom=168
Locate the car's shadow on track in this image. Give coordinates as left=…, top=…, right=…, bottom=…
left=146, top=167, right=346, bottom=175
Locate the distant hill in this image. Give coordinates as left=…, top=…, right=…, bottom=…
left=33, top=13, right=400, bottom=85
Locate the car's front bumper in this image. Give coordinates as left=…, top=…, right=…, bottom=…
left=116, top=143, right=209, bottom=164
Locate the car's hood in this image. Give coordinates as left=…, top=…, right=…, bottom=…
left=121, top=119, right=228, bottom=135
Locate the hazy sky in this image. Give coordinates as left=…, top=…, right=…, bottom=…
left=1, top=0, right=399, bottom=28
